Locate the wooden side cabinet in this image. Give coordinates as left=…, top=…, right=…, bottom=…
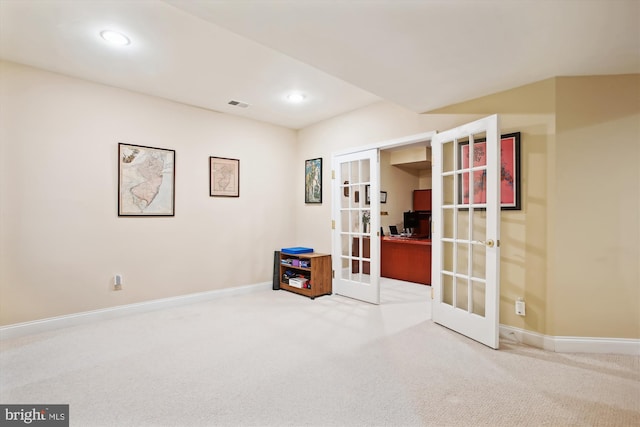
left=279, top=252, right=332, bottom=299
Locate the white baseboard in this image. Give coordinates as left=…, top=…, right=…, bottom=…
left=499, top=325, right=640, bottom=355
left=0, top=282, right=271, bottom=341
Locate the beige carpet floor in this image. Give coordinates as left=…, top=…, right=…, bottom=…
left=1, top=279, right=639, bottom=426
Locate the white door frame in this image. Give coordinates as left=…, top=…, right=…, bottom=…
left=331, top=131, right=437, bottom=305
left=331, top=132, right=437, bottom=158
left=332, top=149, right=381, bottom=304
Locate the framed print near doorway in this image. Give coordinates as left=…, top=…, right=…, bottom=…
left=460, top=132, right=521, bottom=210
left=305, top=158, right=322, bottom=204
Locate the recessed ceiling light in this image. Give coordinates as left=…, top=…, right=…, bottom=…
left=100, top=30, right=131, bottom=46
left=286, top=92, right=306, bottom=103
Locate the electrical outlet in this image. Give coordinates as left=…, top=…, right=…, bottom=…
left=515, top=298, right=525, bottom=316
left=114, top=274, right=123, bottom=291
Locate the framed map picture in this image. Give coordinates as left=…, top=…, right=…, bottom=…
left=118, top=143, right=175, bottom=216
left=305, top=158, right=322, bottom=204
left=210, top=157, right=239, bottom=197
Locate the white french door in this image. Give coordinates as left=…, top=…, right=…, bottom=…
left=332, top=149, right=380, bottom=304
left=431, top=115, right=501, bottom=349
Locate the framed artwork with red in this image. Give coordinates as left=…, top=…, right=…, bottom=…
left=460, top=132, right=521, bottom=210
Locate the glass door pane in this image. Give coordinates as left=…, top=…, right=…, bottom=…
left=431, top=115, right=500, bottom=349
left=333, top=149, right=379, bottom=304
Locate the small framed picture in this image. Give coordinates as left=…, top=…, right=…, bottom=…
left=305, top=158, right=322, bottom=204
left=365, top=185, right=387, bottom=204
left=210, top=157, right=239, bottom=197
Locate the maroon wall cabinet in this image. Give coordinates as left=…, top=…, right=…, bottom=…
left=413, top=189, right=432, bottom=211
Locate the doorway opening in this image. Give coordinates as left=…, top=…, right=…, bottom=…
left=331, top=131, right=435, bottom=306
left=332, top=115, right=502, bottom=349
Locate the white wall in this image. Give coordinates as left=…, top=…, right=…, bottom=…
left=0, top=61, right=298, bottom=325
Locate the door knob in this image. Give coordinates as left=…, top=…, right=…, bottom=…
left=472, top=239, right=499, bottom=247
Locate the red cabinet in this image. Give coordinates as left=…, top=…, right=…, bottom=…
left=381, top=237, right=431, bottom=285
left=413, top=189, right=432, bottom=211
left=352, top=236, right=432, bottom=285
left=412, top=189, right=432, bottom=237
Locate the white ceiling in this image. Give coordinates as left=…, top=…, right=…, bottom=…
left=1, top=0, right=638, bottom=129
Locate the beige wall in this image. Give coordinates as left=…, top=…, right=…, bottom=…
left=430, top=79, right=556, bottom=336
left=0, top=61, right=298, bottom=326
left=297, top=75, right=639, bottom=339
left=297, top=84, right=555, bottom=335
left=380, top=152, right=421, bottom=233
left=551, top=75, right=640, bottom=338
left=418, top=169, right=432, bottom=189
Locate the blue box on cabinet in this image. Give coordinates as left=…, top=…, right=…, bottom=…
left=281, top=247, right=313, bottom=255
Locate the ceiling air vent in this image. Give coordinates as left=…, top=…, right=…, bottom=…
left=228, top=100, right=250, bottom=108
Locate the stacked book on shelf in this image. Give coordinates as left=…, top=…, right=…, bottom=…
left=280, top=258, right=311, bottom=268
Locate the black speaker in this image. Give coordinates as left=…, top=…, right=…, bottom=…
left=272, top=250, right=281, bottom=290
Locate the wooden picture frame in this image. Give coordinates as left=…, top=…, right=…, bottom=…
left=118, top=143, right=175, bottom=216
left=365, top=185, right=387, bottom=205
left=305, top=158, right=322, bottom=204
left=210, top=157, right=239, bottom=197
left=460, top=132, right=521, bottom=210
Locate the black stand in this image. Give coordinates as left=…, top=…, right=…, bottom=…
left=272, top=250, right=281, bottom=290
